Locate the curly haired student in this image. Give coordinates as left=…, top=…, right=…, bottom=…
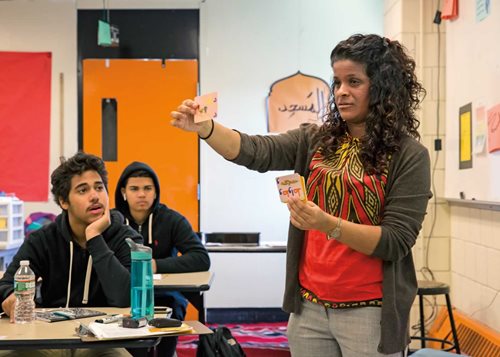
left=170, top=33, right=432, bottom=356
left=0, top=152, right=141, bottom=357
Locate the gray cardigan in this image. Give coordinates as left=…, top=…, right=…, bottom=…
left=231, top=123, right=431, bottom=354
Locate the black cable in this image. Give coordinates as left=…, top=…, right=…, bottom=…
left=471, top=291, right=499, bottom=317
left=414, top=1, right=443, bottom=341
left=423, top=0, right=442, bottom=275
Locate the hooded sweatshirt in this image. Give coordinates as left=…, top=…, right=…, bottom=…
left=0, top=210, right=142, bottom=310
left=114, top=161, right=210, bottom=273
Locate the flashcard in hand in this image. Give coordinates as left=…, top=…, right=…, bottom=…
left=194, top=92, right=218, bottom=123
left=276, top=173, right=307, bottom=203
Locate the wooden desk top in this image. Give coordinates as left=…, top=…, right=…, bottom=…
left=153, top=271, right=214, bottom=292
left=0, top=307, right=210, bottom=350
left=0, top=271, right=214, bottom=292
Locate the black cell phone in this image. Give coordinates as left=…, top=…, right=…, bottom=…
left=122, top=317, right=148, bottom=328
left=148, top=317, right=182, bottom=328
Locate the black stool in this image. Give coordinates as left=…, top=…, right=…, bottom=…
left=412, top=280, right=461, bottom=354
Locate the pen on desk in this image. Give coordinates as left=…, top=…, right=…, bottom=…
left=95, top=314, right=124, bottom=324
left=53, top=310, right=76, bottom=319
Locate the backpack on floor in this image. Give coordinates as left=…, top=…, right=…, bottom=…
left=197, top=326, right=246, bottom=357
left=24, top=212, right=56, bottom=237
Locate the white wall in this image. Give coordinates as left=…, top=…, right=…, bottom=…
left=384, top=0, right=454, bottom=340
left=1, top=0, right=383, bottom=243
left=0, top=0, right=78, bottom=214
left=450, top=205, right=500, bottom=332
left=444, top=0, right=500, bottom=202
left=205, top=252, right=287, bottom=308
left=444, top=0, right=500, bottom=332
left=386, top=0, right=500, bottom=335
left=0, top=0, right=199, bottom=213
left=199, top=0, right=383, bottom=242
left=1, top=0, right=382, bottom=308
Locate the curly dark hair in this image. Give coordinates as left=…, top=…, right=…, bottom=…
left=319, top=33, right=426, bottom=174
left=51, top=152, right=108, bottom=207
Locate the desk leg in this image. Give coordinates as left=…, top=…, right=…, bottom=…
left=183, top=291, right=206, bottom=324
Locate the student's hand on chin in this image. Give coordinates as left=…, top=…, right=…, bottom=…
left=85, top=200, right=111, bottom=240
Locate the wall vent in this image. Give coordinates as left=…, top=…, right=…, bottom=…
left=428, top=308, right=500, bottom=356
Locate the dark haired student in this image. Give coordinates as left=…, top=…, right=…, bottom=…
left=115, top=161, right=210, bottom=357
left=171, top=34, right=432, bottom=356
left=0, top=152, right=142, bottom=357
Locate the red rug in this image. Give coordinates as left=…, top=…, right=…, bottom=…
left=177, top=322, right=290, bottom=356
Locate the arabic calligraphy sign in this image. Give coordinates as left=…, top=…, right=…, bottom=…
left=266, top=71, right=330, bottom=133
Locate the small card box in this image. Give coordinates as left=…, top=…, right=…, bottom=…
left=276, top=173, right=307, bottom=203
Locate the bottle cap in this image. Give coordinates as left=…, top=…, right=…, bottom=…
left=20, top=260, right=29, bottom=266
left=126, top=238, right=152, bottom=259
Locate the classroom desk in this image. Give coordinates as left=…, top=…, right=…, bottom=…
left=0, top=271, right=214, bottom=323
left=0, top=307, right=210, bottom=351
left=153, top=271, right=214, bottom=324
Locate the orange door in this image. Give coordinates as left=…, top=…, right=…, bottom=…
left=82, top=59, right=199, bottom=230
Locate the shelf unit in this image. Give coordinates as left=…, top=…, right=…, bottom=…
left=0, top=196, right=24, bottom=250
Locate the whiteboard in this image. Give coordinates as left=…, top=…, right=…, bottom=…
left=444, top=0, right=500, bottom=203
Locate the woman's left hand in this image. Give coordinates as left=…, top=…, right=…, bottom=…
left=286, top=196, right=330, bottom=232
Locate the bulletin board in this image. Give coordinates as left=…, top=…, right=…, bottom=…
left=0, top=52, right=51, bottom=201
left=444, top=1, right=500, bottom=203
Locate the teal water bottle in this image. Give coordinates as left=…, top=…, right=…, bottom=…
left=126, top=238, right=154, bottom=320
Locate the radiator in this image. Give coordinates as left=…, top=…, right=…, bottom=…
left=428, top=307, right=500, bottom=356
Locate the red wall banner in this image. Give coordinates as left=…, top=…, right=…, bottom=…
left=0, top=52, right=51, bottom=201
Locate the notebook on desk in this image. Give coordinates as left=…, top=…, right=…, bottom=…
left=36, top=308, right=106, bottom=322
left=83, top=321, right=194, bottom=340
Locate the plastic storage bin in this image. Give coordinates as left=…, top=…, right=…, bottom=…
left=0, top=196, right=24, bottom=250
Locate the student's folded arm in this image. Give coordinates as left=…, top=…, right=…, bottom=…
left=155, top=217, right=210, bottom=273
left=87, top=231, right=141, bottom=307
left=155, top=248, right=210, bottom=274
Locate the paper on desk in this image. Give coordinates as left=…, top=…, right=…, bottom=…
left=87, top=321, right=193, bottom=340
